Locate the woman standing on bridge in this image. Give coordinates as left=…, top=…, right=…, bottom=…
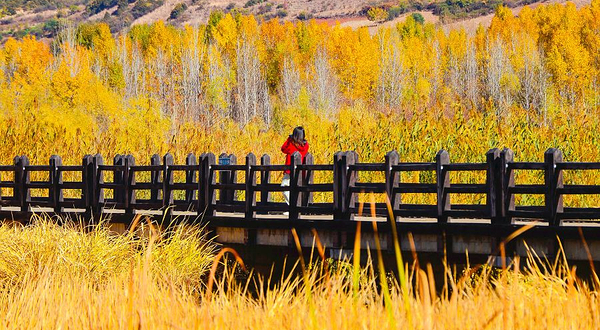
left=281, top=127, right=309, bottom=207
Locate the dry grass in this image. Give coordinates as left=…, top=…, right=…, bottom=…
left=0, top=215, right=598, bottom=328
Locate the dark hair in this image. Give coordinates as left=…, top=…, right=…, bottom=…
left=290, top=126, right=306, bottom=146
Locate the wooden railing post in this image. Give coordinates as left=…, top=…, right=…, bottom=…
left=93, top=154, right=104, bottom=214
left=198, top=153, right=206, bottom=213
left=199, top=153, right=216, bottom=217
left=50, top=155, right=63, bottom=214
left=259, top=154, right=271, bottom=212
left=82, top=155, right=93, bottom=214
left=385, top=150, right=400, bottom=219
left=289, top=151, right=302, bottom=220
left=333, top=152, right=345, bottom=220
left=125, top=155, right=135, bottom=213
left=163, top=153, right=174, bottom=214
left=228, top=154, right=237, bottom=203
left=245, top=153, right=257, bottom=220
left=150, top=154, right=161, bottom=204
left=113, top=155, right=124, bottom=205
left=500, top=148, right=514, bottom=224
left=545, top=148, right=563, bottom=226
left=302, top=153, right=314, bottom=207
left=345, top=151, right=358, bottom=220
left=218, top=153, right=237, bottom=204
left=19, top=156, right=30, bottom=213
left=486, top=148, right=500, bottom=224
left=217, top=153, right=228, bottom=206
left=185, top=153, right=197, bottom=206
left=12, top=157, right=21, bottom=209
left=436, top=150, right=450, bottom=223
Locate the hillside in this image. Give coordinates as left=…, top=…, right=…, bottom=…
left=0, top=0, right=593, bottom=41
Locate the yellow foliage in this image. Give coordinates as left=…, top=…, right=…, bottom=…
left=0, top=2, right=600, bottom=207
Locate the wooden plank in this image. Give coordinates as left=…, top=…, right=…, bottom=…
left=508, top=209, right=547, bottom=219
left=185, top=153, right=197, bottom=205
left=50, top=155, right=63, bottom=213
left=545, top=148, right=563, bottom=226
left=289, top=152, right=302, bottom=221
left=93, top=154, right=104, bottom=212
left=253, top=183, right=287, bottom=191
left=297, top=184, right=333, bottom=193
left=25, top=182, right=53, bottom=188
left=168, top=164, right=199, bottom=171
left=349, top=183, right=386, bottom=193
left=555, top=162, right=600, bottom=170
left=125, top=155, right=135, bottom=214
left=254, top=203, right=289, bottom=212
left=333, top=152, right=343, bottom=220
left=199, top=153, right=216, bottom=217
left=297, top=204, right=335, bottom=214
left=452, top=204, right=487, bottom=211
left=394, top=209, right=438, bottom=217
left=213, top=203, right=246, bottom=212
left=19, top=156, right=31, bottom=212
left=129, top=165, right=163, bottom=171
left=245, top=153, right=257, bottom=221
left=212, top=183, right=245, bottom=190
left=25, top=165, right=52, bottom=171
left=445, top=184, right=487, bottom=194
left=150, top=154, right=162, bottom=207
left=170, top=182, right=199, bottom=190
left=57, top=165, right=83, bottom=171
left=113, top=155, right=125, bottom=206
left=392, top=163, right=436, bottom=171
left=443, top=163, right=487, bottom=171
left=509, top=185, right=545, bottom=194
left=436, top=150, right=450, bottom=223
left=344, top=151, right=357, bottom=220
left=259, top=154, right=271, bottom=213
left=99, top=183, right=123, bottom=189
left=508, top=162, right=545, bottom=170
left=444, top=209, right=488, bottom=218
left=163, top=153, right=174, bottom=212
left=82, top=155, right=93, bottom=212
left=559, top=208, right=600, bottom=219
left=131, top=182, right=162, bottom=190
left=558, top=185, right=600, bottom=194
left=296, top=164, right=333, bottom=171
left=385, top=150, right=400, bottom=216
left=349, top=163, right=386, bottom=171
left=486, top=148, right=500, bottom=222
left=60, top=182, right=85, bottom=189
left=211, top=164, right=246, bottom=171
left=98, top=165, right=126, bottom=171
left=398, top=203, right=437, bottom=210
left=301, top=153, right=315, bottom=207
left=252, top=164, right=289, bottom=171
left=497, top=148, right=513, bottom=224
left=394, top=183, right=437, bottom=194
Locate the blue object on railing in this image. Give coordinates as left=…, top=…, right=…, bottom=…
left=218, top=156, right=230, bottom=165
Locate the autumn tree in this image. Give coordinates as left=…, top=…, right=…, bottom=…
left=367, top=7, right=389, bottom=23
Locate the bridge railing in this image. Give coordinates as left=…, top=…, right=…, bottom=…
left=1, top=148, right=599, bottom=226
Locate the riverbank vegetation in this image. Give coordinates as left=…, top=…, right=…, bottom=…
left=0, top=216, right=597, bottom=328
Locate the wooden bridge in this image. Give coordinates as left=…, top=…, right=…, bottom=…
left=1, top=148, right=600, bottom=262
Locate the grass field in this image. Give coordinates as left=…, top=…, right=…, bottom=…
left=1, top=2, right=599, bottom=326
left=0, top=215, right=598, bottom=328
